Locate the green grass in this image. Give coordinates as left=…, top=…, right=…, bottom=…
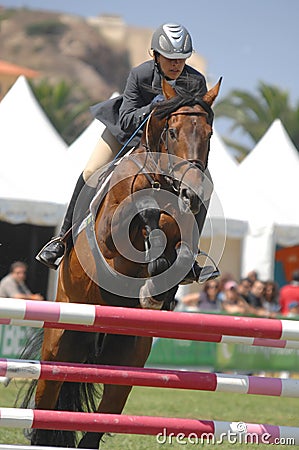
left=0, top=379, right=298, bottom=449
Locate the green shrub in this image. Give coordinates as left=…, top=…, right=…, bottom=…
left=25, top=20, right=68, bottom=36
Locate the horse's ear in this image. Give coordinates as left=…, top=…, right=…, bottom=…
left=203, top=77, right=223, bottom=106
left=162, top=78, right=177, bottom=99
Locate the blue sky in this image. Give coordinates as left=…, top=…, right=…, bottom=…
left=2, top=0, right=298, bottom=101
left=1, top=0, right=299, bottom=143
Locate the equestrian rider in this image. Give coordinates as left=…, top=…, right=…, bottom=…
left=36, top=23, right=219, bottom=283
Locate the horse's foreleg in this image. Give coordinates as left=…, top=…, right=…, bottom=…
left=134, top=194, right=163, bottom=262
left=78, top=334, right=152, bottom=448
left=134, top=194, right=175, bottom=309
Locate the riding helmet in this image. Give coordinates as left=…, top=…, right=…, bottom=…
left=151, top=23, right=193, bottom=59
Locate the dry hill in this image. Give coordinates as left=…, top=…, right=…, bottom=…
left=0, top=7, right=206, bottom=104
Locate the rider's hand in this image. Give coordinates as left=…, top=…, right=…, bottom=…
left=30, top=293, right=44, bottom=301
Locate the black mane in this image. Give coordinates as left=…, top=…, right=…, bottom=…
left=153, top=78, right=214, bottom=124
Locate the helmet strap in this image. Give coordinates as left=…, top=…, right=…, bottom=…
left=154, top=51, right=174, bottom=82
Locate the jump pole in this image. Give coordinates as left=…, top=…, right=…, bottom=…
left=0, top=298, right=298, bottom=341
left=0, top=408, right=298, bottom=445
left=1, top=317, right=298, bottom=349
left=1, top=358, right=299, bottom=398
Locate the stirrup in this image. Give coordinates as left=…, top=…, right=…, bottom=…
left=196, top=249, right=220, bottom=283
left=198, top=265, right=220, bottom=283
left=35, top=236, right=65, bottom=270
left=180, top=250, right=220, bottom=285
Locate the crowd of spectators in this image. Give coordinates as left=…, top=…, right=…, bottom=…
left=1, top=261, right=299, bottom=319
left=178, top=269, right=299, bottom=318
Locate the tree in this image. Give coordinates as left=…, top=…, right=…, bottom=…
left=29, top=79, right=91, bottom=144
left=214, top=82, right=299, bottom=159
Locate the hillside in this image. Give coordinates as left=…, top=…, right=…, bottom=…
left=0, top=7, right=207, bottom=105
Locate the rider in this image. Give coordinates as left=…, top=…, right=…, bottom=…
left=36, top=23, right=219, bottom=283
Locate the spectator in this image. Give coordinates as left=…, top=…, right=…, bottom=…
left=180, top=280, right=222, bottom=312
left=217, top=272, right=236, bottom=302
left=279, top=270, right=299, bottom=315
left=246, top=270, right=258, bottom=285
left=247, top=280, right=265, bottom=309
left=222, top=280, right=253, bottom=315
left=262, top=280, right=280, bottom=315
left=0, top=261, right=44, bottom=300
left=237, top=277, right=252, bottom=303
left=247, top=279, right=276, bottom=317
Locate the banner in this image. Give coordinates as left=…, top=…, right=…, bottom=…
left=148, top=338, right=216, bottom=368
left=275, top=244, right=299, bottom=286
left=0, top=325, right=30, bottom=359
left=215, top=342, right=299, bottom=371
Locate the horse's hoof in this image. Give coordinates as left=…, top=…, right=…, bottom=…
left=148, top=256, right=170, bottom=277
left=139, top=284, right=163, bottom=310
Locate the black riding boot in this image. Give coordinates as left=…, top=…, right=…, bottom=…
left=181, top=198, right=220, bottom=284
left=36, top=173, right=96, bottom=269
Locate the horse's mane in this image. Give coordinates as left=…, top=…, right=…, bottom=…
left=153, top=77, right=214, bottom=124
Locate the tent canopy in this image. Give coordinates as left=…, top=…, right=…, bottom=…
left=235, top=120, right=299, bottom=278
left=65, top=119, right=104, bottom=195
left=238, top=119, right=299, bottom=228
left=0, top=76, right=68, bottom=225
left=204, top=130, right=247, bottom=238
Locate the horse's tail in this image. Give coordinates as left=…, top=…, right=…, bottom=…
left=16, top=328, right=44, bottom=409
left=29, top=380, right=103, bottom=447
left=17, top=330, right=103, bottom=447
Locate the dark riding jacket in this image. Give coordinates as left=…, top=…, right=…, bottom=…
left=91, top=59, right=207, bottom=147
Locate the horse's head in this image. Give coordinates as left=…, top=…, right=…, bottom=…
left=151, top=77, right=222, bottom=214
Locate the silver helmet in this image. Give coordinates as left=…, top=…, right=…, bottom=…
left=151, top=23, right=193, bottom=59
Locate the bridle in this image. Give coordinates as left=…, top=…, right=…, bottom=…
left=131, top=98, right=214, bottom=194
left=138, top=99, right=214, bottom=194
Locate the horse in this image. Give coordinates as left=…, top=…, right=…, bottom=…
left=21, top=77, right=221, bottom=448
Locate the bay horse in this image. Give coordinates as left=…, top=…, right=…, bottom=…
left=22, top=77, right=221, bottom=448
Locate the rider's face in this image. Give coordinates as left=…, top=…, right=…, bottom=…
left=157, top=54, right=186, bottom=80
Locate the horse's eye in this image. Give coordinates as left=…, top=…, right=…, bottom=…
left=169, top=128, right=177, bottom=140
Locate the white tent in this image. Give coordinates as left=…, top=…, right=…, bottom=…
left=65, top=92, right=119, bottom=196
left=0, top=76, right=68, bottom=226
left=235, top=119, right=299, bottom=279
left=205, top=129, right=247, bottom=237
left=199, top=130, right=247, bottom=280
left=65, top=119, right=105, bottom=195
left=237, top=119, right=299, bottom=228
